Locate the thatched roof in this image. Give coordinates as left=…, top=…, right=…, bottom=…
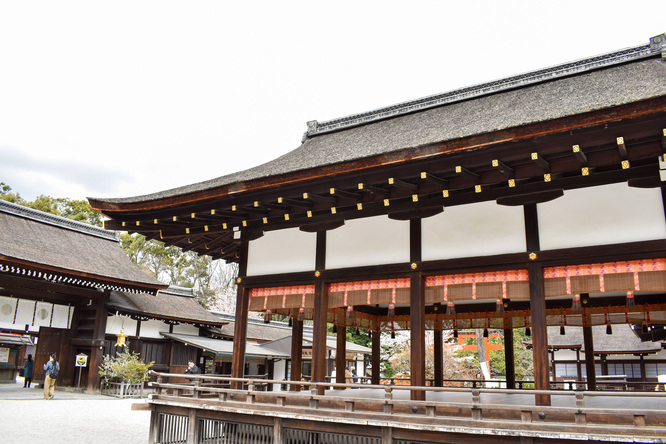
left=0, top=200, right=164, bottom=293
left=108, top=286, right=225, bottom=326
left=89, top=35, right=666, bottom=209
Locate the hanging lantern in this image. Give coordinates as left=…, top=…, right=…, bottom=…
left=115, top=328, right=127, bottom=347
left=391, top=330, right=396, bottom=339
left=496, top=299, right=504, bottom=313
left=355, top=326, right=360, bottom=335
left=446, top=301, right=456, bottom=316
left=367, top=329, right=372, bottom=338
left=571, top=294, right=582, bottom=311
left=560, top=325, right=566, bottom=335
left=606, top=324, right=613, bottom=335
left=483, top=328, right=489, bottom=338
left=288, top=317, right=293, bottom=327
left=298, top=307, right=305, bottom=321
left=525, top=326, right=531, bottom=336
left=387, top=304, right=395, bottom=318
left=453, top=329, right=458, bottom=338
left=346, top=305, right=354, bottom=321
left=263, top=309, right=272, bottom=324
left=332, top=324, right=338, bottom=334
left=626, top=291, right=636, bottom=307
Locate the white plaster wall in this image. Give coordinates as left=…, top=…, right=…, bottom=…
left=172, top=323, right=199, bottom=335
left=273, top=359, right=287, bottom=391
left=106, top=315, right=138, bottom=336
left=327, top=215, right=410, bottom=269
left=422, top=201, right=526, bottom=261
left=247, top=227, right=316, bottom=276
left=538, top=183, right=666, bottom=251
left=138, top=319, right=169, bottom=339
left=0, top=297, right=72, bottom=332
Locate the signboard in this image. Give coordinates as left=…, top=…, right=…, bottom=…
left=75, top=353, right=88, bottom=367
left=0, top=347, right=9, bottom=363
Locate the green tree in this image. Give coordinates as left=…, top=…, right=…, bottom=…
left=0, top=183, right=102, bottom=226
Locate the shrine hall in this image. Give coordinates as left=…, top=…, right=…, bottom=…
left=89, top=33, right=666, bottom=443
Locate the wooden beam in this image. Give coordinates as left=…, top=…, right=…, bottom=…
left=617, top=136, right=628, bottom=159
left=530, top=152, right=550, bottom=171
left=329, top=187, right=361, bottom=200
left=572, top=145, right=588, bottom=166
left=454, top=165, right=480, bottom=182
left=357, top=182, right=388, bottom=196
left=387, top=177, right=418, bottom=192
left=491, top=159, right=515, bottom=177
left=496, top=189, right=563, bottom=206
left=420, top=171, right=448, bottom=187
left=303, top=192, right=336, bottom=205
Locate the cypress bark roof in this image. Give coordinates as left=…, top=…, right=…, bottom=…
left=0, top=200, right=165, bottom=293
left=89, top=34, right=666, bottom=211
left=108, top=286, right=226, bottom=326
left=545, top=325, right=663, bottom=354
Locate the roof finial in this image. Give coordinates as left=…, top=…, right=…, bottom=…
left=649, top=33, right=666, bottom=56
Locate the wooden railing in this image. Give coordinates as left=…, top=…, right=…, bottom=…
left=145, top=371, right=666, bottom=444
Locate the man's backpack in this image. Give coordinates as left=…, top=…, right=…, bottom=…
left=50, top=363, right=59, bottom=380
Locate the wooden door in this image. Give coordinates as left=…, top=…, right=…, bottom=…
left=34, top=327, right=71, bottom=386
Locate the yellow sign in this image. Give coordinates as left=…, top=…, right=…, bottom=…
left=75, top=354, right=88, bottom=367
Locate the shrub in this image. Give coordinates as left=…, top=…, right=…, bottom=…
left=99, top=350, right=154, bottom=384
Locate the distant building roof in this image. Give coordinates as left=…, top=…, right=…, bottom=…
left=211, top=312, right=308, bottom=342
left=108, top=286, right=225, bottom=326
left=545, top=325, right=663, bottom=355
left=0, top=200, right=165, bottom=293
left=161, top=332, right=289, bottom=359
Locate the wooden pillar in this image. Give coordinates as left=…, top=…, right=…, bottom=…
left=312, top=279, right=328, bottom=394
left=371, top=325, right=380, bottom=385
left=583, top=322, right=596, bottom=391
left=335, top=317, right=346, bottom=386
left=528, top=261, right=550, bottom=405
left=524, top=203, right=550, bottom=405
left=290, top=318, right=303, bottom=391
left=576, top=350, right=582, bottom=382
left=311, top=231, right=328, bottom=395
left=231, top=239, right=249, bottom=390
left=87, top=292, right=109, bottom=392
left=409, top=219, right=425, bottom=400
left=434, top=327, right=443, bottom=387
left=504, top=328, right=516, bottom=389
left=409, top=272, right=425, bottom=400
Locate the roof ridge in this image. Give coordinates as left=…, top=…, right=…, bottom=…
left=303, top=34, right=665, bottom=140
left=0, top=199, right=118, bottom=242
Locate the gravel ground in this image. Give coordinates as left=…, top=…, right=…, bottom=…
left=0, top=379, right=151, bottom=444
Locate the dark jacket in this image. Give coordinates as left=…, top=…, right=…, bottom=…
left=44, top=360, right=59, bottom=377
left=22, top=358, right=34, bottom=378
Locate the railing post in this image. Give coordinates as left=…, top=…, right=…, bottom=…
left=575, top=392, right=584, bottom=409
left=187, top=409, right=198, bottom=444
left=274, top=417, right=284, bottom=443
left=247, top=380, right=256, bottom=404
left=148, top=405, right=159, bottom=443
left=156, top=374, right=163, bottom=395
left=193, top=378, right=201, bottom=399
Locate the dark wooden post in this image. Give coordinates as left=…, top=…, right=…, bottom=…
left=88, top=292, right=109, bottom=392
left=336, top=316, right=346, bottom=386
left=231, top=239, right=249, bottom=390
left=434, top=326, right=443, bottom=387
left=524, top=203, right=550, bottom=405
left=290, top=318, right=303, bottom=391
left=504, top=327, right=515, bottom=389
left=583, top=318, right=596, bottom=391
left=409, top=218, right=425, bottom=400
left=312, top=279, right=328, bottom=395
left=371, top=325, right=380, bottom=385
left=311, top=231, right=329, bottom=395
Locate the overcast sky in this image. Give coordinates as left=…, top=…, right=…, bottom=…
left=0, top=1, right=664, bottom=202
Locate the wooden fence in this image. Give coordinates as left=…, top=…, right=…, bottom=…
left=145, top=371, right=666, bottom=444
